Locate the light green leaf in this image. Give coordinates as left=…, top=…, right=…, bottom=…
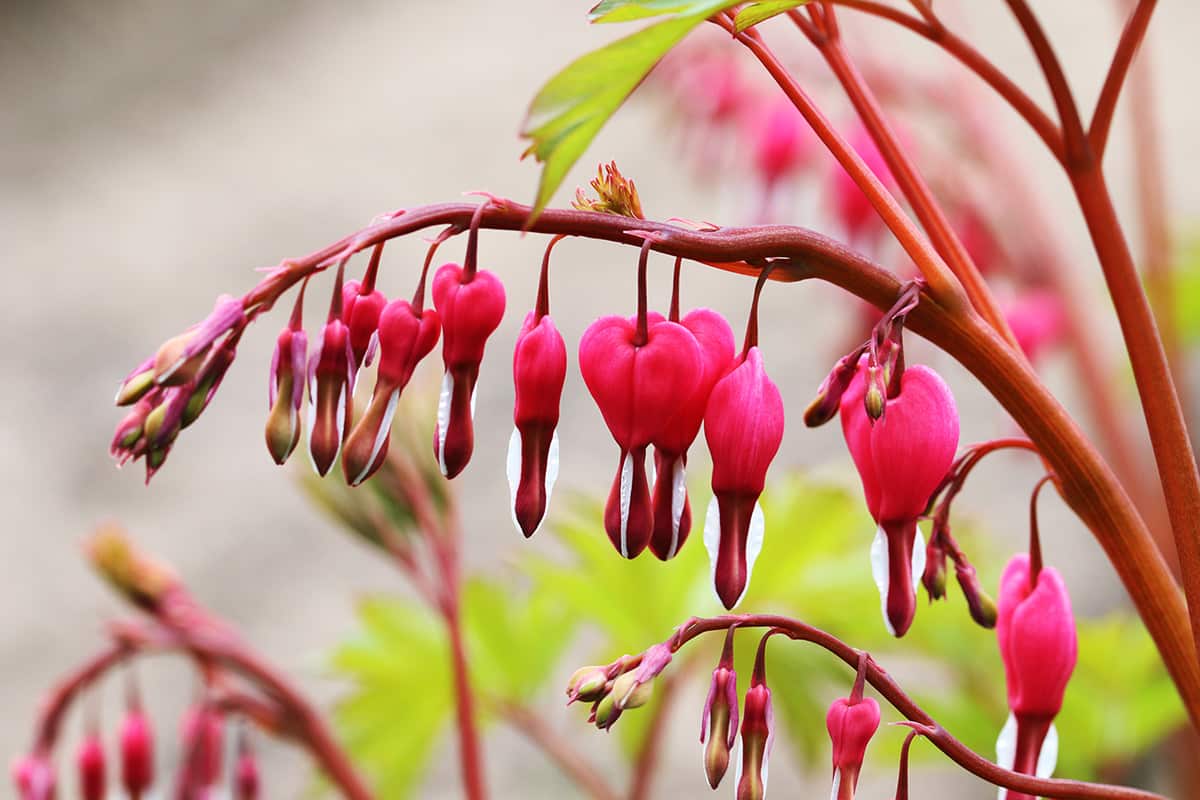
left=521, top=0, right=737, bottom=218
left=733, top=0, right=811, bottom=31
left=588, top=0, right=718, bottom=23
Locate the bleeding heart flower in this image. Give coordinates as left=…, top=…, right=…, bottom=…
left=508, top=312, right=567, bottom=537
left=342, top=270, right=387, bottom=374
left=840, top=362, right=958, bottom=637
left=76, top=734, right=105, bottom=800
left=431, top=259, right=506, bottom=478
left=179, top=705, right=224, bottom=792
left=265, top=285, right=309, bottom=465
left=650, top=307, right=736, bottom=560
left=826, top=696, right=881, bottom=800
left=995, top=553, right=1077, bottom=800
left=580, top=312, right=703, bottom=558
left=119, top=707, right=154, bottom=798
left=751, top=98, right=813, bottom=190
left=1004, top=289, right=1065, bottom=364
left=701, top=627, right=739, bottom=789
left=10, top=754, right=55, bottom=800
left=703, top=346, right=785, bottom=609
left=342, top=295, right=441, bottom=486
left=735, top=636, right=776, bottom=800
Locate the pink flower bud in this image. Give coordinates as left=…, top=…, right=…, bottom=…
left=508, top=312, right=567, bottom=537
left=580, top=314, right=704, bottom=557
left=342, top=278, right=387, bottom=371
left=154, top=295, right=245, bottom=386
left=119, top=709, right=155, bottom=797
left=826, top=696, right=881, bottom=799
left=431, top=263, right=506, bottom=478
left=995, top=554, right=1077, bottom=799
left=750, top=98, right=812, bottom=189
left=701, top=630, right=739, bottom=789
left=831, top=126, right=894, bottom=247
left=10, top=754, right=55, bottom=800
left=341, top=298, right=440, bottom=485
left=307, top=267, right=355, bottom=477
left=702, top=347, right=784, bottom=608
left=76, top=734, right=105, bottom=800
left=735, top=677, right=773, bottom=800
left=840, top=362, right=958, bottom=636
left=1004, top=289, right=1065, bottom=364
left=266, top=326, right=308, bottom=465
left=234, top=750, right=260, bottom=800
left=649, top=308, right=736, bottom=560
left=179, top=705, right=224, bottom=790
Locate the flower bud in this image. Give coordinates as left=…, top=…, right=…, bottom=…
left=87, top=525, right=179, bottom=613
left=735, top=681, right=773, bottom=800
left=234, top=737, right=260, bottom=800
left=180, top=705, right=224, bottom=790
left=11, top=754, right=55, bottom=800
left=116, top=357, right=156, bottom=406
left=342, top=278, right=387, bottom=371
left=921, top=536, right=948, bottom=601
left=804, top=350, right=864, bottom=428
left=266, top=324, right=308, bottom=465
left=154, top=295, right=245, bottom=387
left=956, top=560, right=997, bottom=629
left=701, top=633, right=739, bottom=791
left=610, top=671, right=653, bottom=711
left=119, top=708, right=154, bottom=797
left=826, top=696, right=881, bottom=799
left=863, top=364, right=886, bottom=421
left=566, top=666, right=610, bottom=705
left=76, top=734, right=105, bottom=800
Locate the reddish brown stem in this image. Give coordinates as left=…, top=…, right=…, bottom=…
left=714, top=14, right=969, bottom=311
left=234, top=199, right=1200, bottom=724
left=666, top=615, right=1165, bottom=800
left=804, top=22, right=1020, bottom=350
left=500, top=702, right=620, bottom=800
left=1090, top=0, right=1159, bottom=156
left=826, top=0, right=1065, bottom=160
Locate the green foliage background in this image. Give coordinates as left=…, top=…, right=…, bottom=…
left=328, top=475, right=1183, bottom=797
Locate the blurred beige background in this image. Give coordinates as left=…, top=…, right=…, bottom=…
left=3, top=1, right=1199, bottom=797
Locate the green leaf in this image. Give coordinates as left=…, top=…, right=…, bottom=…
left=521, top=0, right=737, bottom=218
left=733, top=0, right=811, bottom=31
left=588, top=0, right=717, bottom=23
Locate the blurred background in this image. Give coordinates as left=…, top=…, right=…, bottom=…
left=3, top=0, right=1200, bottom=797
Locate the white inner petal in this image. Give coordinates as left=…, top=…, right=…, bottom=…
left=736, top=501, right=766, bottom=609
left=1037, top=723, right=1058, bottom=779
left=545, top=429, right=560, bottom=497
left=505, top=427, right=522, bottom=536
left=618, top=451, right=634, bottom=557
left=470, top=385, right=478, bottom=418
left=351, top=389, right=399, bottom=486
left=830, top=767, right=842, bottom=800
left=305, top=377, right=320, bottom=475
left=703, top=496, right=721, bottom=604
left=870, top=525, right=895, bottom=636
left=436, top=371, right=452, bottom=476
left=911, top=527, right=926, bottom=593
left=364, top=330, right=380, bottom=367
left=995, top=712, right=1017, bottom=800
left=666, top=460, right=688, bottom=559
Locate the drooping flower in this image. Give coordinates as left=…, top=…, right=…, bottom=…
left=649, top=264, right=736, bottom=560
left=840, top=361, right=958, bottom=636
left=234, top=733, right=260, bottom=800
left=508, top=240, right=568, bottom=536
left=700, top=627, right=739, bottom=789
left=10, top=754, right=55, bottom=800
left=179, top=705, right=224, bottom=792
left=76, top=733, right=105, bottom=800
left=751, top=98, right=812, bottom=191
left=995, top=553, right=1077, bottom=800
left=265, top=284, right=309, bottom=465
left=703, top=346, right=784, bottom=609
left=826, top=695, right=881, bottom=800
left=580, top=310, right=703, bottom=558
left=307, top=262, right=356, bottom=477
left=431, top=211, right=507, bottom=478
left=1004, top=289, right=1065, bottom=364
left=341, top=243, right=388, bottom=374
left=119, top=707, right=154, bottom=798
left=341, top=273, right=441, bottom=486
